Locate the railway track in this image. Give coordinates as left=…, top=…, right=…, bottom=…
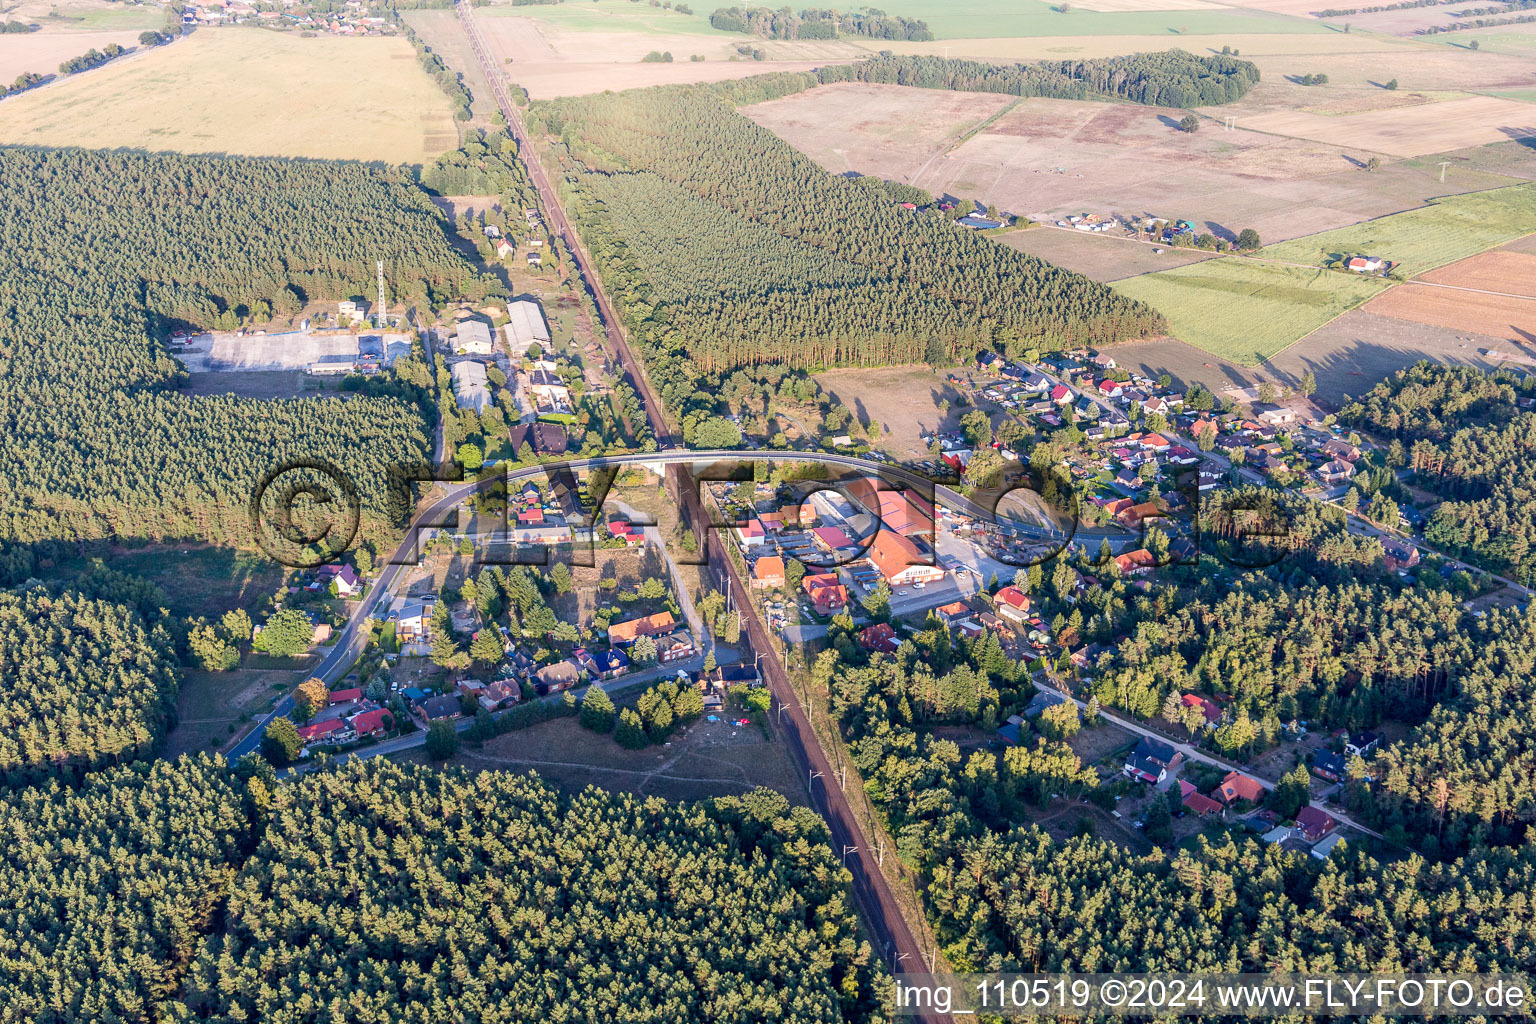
left=452, top=6, right=945, bottom=1017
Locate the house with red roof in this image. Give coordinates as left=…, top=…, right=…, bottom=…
left=1117, top=501, right=1166, bottom=528
left=936, top=601, right=973, bottom=625
left=857, top=623, right=901, bottom=654
left=1114, top=549, right=1157, bottom=576
left=606, top=520, right=644, bottom=546
left=327, top=686, right=363, bottom=706
left=811, top=526, right=855, bottom=553
left=1216, top=771, right=1267, bottom=806
left=1098, top=379, right=1124, bottom=398
left=735, top=519, right=768, bottom=548
left=296, top=717, right=353, bottom=747
left=802, top=573, right=847, bottom=613
left=751, top=555, right=785, bottom=589
left=1049, top=384, right=1072, bottom=404
left=1180, top=693, right=1222, bottom=728
left=348, top=708, right=394, bottom=739
left=993, top=585, right=1032, bottom=624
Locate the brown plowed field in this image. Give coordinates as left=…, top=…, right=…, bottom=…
left=1416, top=249, right=1536, bottom=294
left=1366, top=283, right=1536, bottom=340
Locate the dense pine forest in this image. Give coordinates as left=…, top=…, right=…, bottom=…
left=0, top=588, right=181, bottom=785
left=810, top=542, right=1536, bottom=992
left=817, top=51, right=1262, bottom=108
left=0, top=757, right=881, bottom=1023
left=532, top=76, right=1165, bottom=428
left=1342, top=362, right=1536, bottom=584
left=0, top=147, right=481, bottom=554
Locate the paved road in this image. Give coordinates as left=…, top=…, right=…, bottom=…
left=1031, top=677, right=1386, bottom=840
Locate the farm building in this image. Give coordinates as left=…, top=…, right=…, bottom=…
left=505, top=300, right=552, bottom=356
left=451, top=361, right=491, bottom=413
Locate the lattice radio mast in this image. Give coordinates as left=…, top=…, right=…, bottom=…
left=375, top=260, right=387, bottom=328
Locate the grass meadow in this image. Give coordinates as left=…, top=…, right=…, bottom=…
left=1112, top=258, right=1391, bottom=364
left=1260, top=183, right=1536, bottom=276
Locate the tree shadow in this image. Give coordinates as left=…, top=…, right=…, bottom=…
left=1499, top=126, right=1536, bottom=150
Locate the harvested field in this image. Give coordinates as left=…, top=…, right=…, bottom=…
left=402, top=9, right=496, bottom=123
left=813, top=364, right=970, bottom=457
left=1416, top=249, right=1536, bottom=294
left=1261, top=183, right=1536, bottom=275
left=1074, top=0, right=1227, bottom=10
left=1106, top=309, right=1511, bottom=406
left=1365, top=284, right=1536, bottom=341
left=1001, top=227, right=1217, bottom=281
left=749, top=84, right=1525, bottom=246
left=511, top=59, right=847, bottom=98
left=745, top=83, right=1015, bottom=179
left=1111, top=258, right=1389, bottom=363
left=1238, top=95, right=1536, bottom=156
left=0, top=28, right=147, bottom=82
left=1501, top=233, right=1536, bottom=254
left=0, top=30, right=459, bottom=162
left=874, top=30, right=1377, bottom=59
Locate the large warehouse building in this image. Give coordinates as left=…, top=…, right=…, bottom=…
left=505, top=300, right=551, bottom=357
left=452, top=361, right=491, bottom=413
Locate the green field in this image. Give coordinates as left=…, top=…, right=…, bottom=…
left=482, top=0, right=722, bottom=35
left=0, top=29, right=459, bottom=163
left=34, top=3, right=165, bottom=31
left=1111, top=258, right=1390, bottom=364
left=1260, top=183, right=1536, bottom=277
left=838, top=0, right=1326, bottom=38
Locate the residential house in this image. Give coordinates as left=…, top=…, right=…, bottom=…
left=751, top=555, right=786, bottom=589
left=1114, top=549, right=1157, bottom=576
left=478, top=679, right=521, bottom=712
left=296, top=718, right=354, bottom=748
left=1215, top=771, right=1267, bottom=806
left=1295, top=805, right=1337, bottom=842
left=655, top=631, right=697, bottom=664
left=1049, top=384, right=1072, bottom=405
left=735, top=519, right=769, bottom=549
left=936, top=601, right=973, bottom=626
left=1023, top=689, right=1068, bottom=718
left=1099, top=379, right=1124, bottom=398
left=1180, top=693, right=1222, bottom=728
left=857, top=622, right=901, bottom=654
left=1123, top=736, right=1181, bottom=783
left=327, top=686, right=363, bottom=706
left=1311, top=749, right=1349, bottom=782
left=1322, top=438, right=1362, bottom=462
left=1310, top=833, right=1345, bottom=859
left=993, top=585, right=1032, bottom=625
left=1345, top=731, right=1381, bottom=757
left=315, top=563, right=361, bottom=596
left=1317, top=459, right=1355, bottom=485
left=348, top=708, right=394, bottom=738
left=608, top=611, right=676, bottom=646
left=1179, top=780, right=1224, bottom=817
left=606, top=520, right=644, bottom=546
left=533, top=659, right=582, bottom=695
left=1117, top=501, right=1166, bottom=528
left=577, top=647, right=630, bottom=679
left=802, top=573, right=848, bottom=614
left=1381, top=540, right=1420, bottom=572
left=415, top=694, right=462, bottom=725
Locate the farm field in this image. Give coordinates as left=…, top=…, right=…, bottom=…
left=876, top=29, right=1383, bottom=59
left=1001, top=227, right=1217, bottom=281
left=1417, top=250, right=1536, bottom=294
left=0, top=28, right=148, bottom=82
left=4, top=0, right=163, bottom=31
left=0, top=29, right=459, bottom=162
left=746, top=83, right=1529, bottom=246
left=1237, top=95, right=1536, bottom=157
left=1105, top=309, right=1510, bottom=405
left=832, top=0, right=1329, bottom=37
left=476, top=9, right=850, bottom=97
left=1111, top=258, right=1390, bottom=363
left=402, top=9, right=497, bottom=123
left=1365, top=284, right=1536, bottom=341
left=1260, top=183, right=1536, bottom=275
